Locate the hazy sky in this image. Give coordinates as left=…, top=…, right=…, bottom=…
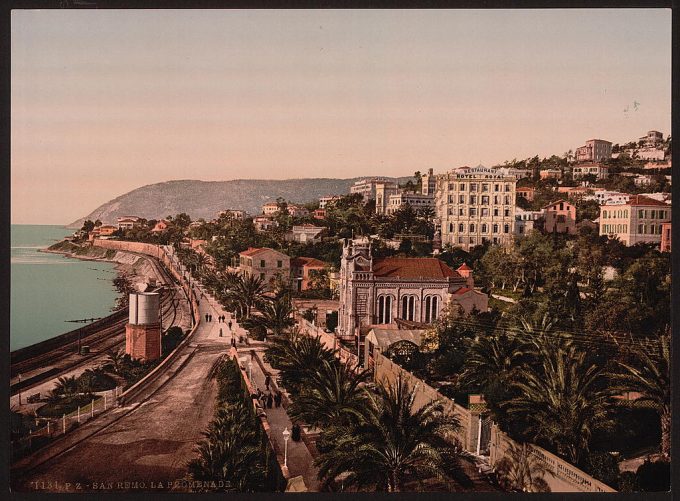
left=12, top=9, right=671, bottom=225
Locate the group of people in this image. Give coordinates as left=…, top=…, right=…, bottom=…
left=256, top=388, right=282, bottom=409
left=204, top=313, right=232, bottom=325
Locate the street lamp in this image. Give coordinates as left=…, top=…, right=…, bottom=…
left=17, top=374, right=22, bottom=405
left=282, top=427, right=291, bottom=468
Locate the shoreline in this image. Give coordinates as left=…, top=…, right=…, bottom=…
left=10, top=242, right=166, bottom=355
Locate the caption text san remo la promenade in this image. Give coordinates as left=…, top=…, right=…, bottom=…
left=10, top=131, right=671, bottom=493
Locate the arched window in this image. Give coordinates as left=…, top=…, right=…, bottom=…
left=401, top=296, right=416, bottom=321
left=377, top=295, right=392, bottom=324
left=424, top=296, right=439, bottom=323
left=481, top=223, right=488, bottom=233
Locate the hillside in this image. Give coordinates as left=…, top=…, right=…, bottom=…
left=67, top=177, right=409, bottom=228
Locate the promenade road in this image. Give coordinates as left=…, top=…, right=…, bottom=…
left=11, top=282, right=231, bottom=493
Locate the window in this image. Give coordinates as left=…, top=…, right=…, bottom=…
left=447, top=208, right=453, bottom=216
left=504, top=209, right=510, bottom=217
left=458, top=223, right=464, bottom=232
left=458, top=236, right=464, bottom=244
left=481, top=195, right=489, bottom=205
left=505, top=184, right=511, bottom=192
left=260, top=272, right=265, bottom=280
left=559, top=202, right=564, bottom=210
left=494, top=184, right=500, bottom=192
left=639, top=210, right=644, bottom=219
left=638, top=224, right=645, bottom=234
left=449, top=223, right=454, bottom=232
left=459, top=195, right=465, bottom=204
left=277, top=260, right=283, bottom=268
left=470, top=223, right=476, bottom=232
left=482, top=184, right=489, bottom=192
left=470, top=208, right=477, bottom=216
left=504, top=224, right=510, bottom=234
left=448, top=183, right=454, bottom=190
left=260, top=259, right=266, bottom=268
left=481, top=208, right=489, bottom=216
left=424, top=296, right=439, bottom=323
left=448, top=195, right=454, bottom=203
left=481, top=223, right=488, bottom=233
left=493, top=224, right=499, bottom=233
left=603, top=210, right=608, bottom=219
left=377, top=296, right=393, bottom=324
left=504, top=195, right=510, bottom=205
left=401, top=296, right=416, bottom=321
left=493, top=208, right=499, bottom=217
left=460, top=183, right=466, bottom=191
left=459, top=207, right=465, bottom=216
left=494, top=195, right=500, bottom=205
left=470, top=183, right=478, bottom=192
left=470, top=195, right=477, bottom=204
left=651, top=210, right=656, bottom=219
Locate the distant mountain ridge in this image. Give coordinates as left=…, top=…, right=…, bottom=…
left=67, top=177, right=411, bottom=228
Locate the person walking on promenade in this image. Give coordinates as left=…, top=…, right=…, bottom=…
left=205, top=313, right=208, bottom=322
left=264, top=374, right=271, bottom=391
left=274, top=392, right=282, bottom=408
left=228, top=320, right=233, bottom=331
left=266, top=392, right=273, bottom=409
left=219, top=328, right=223, bottom=337
left=231, top=337, right=236, bottom=348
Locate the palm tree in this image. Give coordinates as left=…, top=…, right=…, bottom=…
left=225, top=273, right=267, bottom=320
left=53, top=375, right=79, bottom=397
left=187, top=401, right=268, bottom=491
left=315, top=374, right=460, bottom=492
left=266, top=330, right=337, bottom=396
left=253, top=294, right=295, bottom=337
left=503, top=343, right=614, bottom=464
left=610, top=333, right=670, bottom=457
left=106, top=348, right=124, bottom=375
left=495, top=441, right=551, bottom=492
left=458, top=331, right=525, bottom=391
left=289, top=360, right=370, bottom=429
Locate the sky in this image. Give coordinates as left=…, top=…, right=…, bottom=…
left=11, top=9, right=671, bottom=225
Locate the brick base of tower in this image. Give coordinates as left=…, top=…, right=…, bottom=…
left=125, top=322, right=161, bottom=361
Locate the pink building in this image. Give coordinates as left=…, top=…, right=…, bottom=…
left=543, top=199, right=576, bottom=235
left=291, top=257, right=327, bottom=291
left=575, top=139, right=612, bottom=162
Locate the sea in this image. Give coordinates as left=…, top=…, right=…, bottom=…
left=10, top=224, right=121, bottom=351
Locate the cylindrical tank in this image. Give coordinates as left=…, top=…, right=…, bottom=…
left=129, top=292, right=160, bottom=325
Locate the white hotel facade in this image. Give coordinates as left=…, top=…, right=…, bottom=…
left=434, top=166, right=517, bottom=251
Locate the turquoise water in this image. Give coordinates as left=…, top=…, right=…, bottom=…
left=10, top=225, right=120, bottom=351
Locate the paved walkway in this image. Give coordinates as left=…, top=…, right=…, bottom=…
left=198, top=287, right=320, bottom=491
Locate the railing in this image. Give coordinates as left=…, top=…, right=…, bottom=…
left=11, top=386, right=122, bottom=462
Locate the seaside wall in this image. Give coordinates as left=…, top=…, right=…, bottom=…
left=373, top=352, right=616, bottom=493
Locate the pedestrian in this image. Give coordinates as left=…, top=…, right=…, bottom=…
left=274, top=392, right=282, bottom=408
left=219, top=328, right=223, bottom=337
left=266, top=393, right=273, bottom=409
left=264, top=374, right=271, bottom=390
left=231, top=337, right=236, bottom=348
left=239, top=335, right=243, bottom=344
left=205, top=313, right=208, bottom=322
left=228, top=320, right=232, bottom=331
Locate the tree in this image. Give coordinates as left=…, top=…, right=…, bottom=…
left=288, top=360, right=370, bottom=429
left=503, top=343, right=614, bottom=464
left=105, top=349, right=124, bottom=375
left=188, top=400, right=268, bottom=491
left=265, top=330, right=337, bottom=397
left=224, top=273, right=267, bottom=320
left=81, top=220, right=95, bottom=232
left=315, top=374, right=461, bottom=492
left=252, top=294, right=295, bottom=337
left=53, top=375, right=79, bottom=397
left=458, top=331, right=525, bottom=393
left=610, top=333, right=670, bottom=457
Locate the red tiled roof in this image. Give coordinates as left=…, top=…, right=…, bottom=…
left=453, top=287, right=472, bottom=295
left=372, top=258, right=459, bottom=279
left=626, top=195, right=671, bottom=207
left=291, top=257, right=326, bottom=268
left=457, top=263, right=472, bottom=271
left=240, top=247, right=268, bottom=257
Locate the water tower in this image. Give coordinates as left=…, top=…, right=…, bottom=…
left=125, top=292, right=161, bottom=361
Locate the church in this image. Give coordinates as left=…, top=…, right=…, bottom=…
left=336, top=238, right=488, bottom=351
